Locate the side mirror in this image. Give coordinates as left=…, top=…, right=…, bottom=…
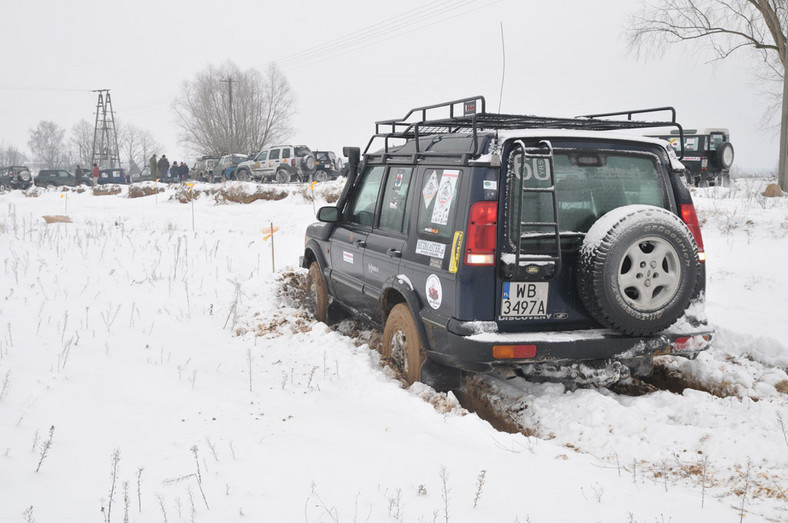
left=317, top=206, right=339, bottom=223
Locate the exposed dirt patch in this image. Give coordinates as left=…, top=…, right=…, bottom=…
left=453, top=374, right=529, bottom=435
left=93, top=185, right=122, bottom=196
left=42, top=215, right=72, bottom=224
left=128, top=185, right=165, bottom=198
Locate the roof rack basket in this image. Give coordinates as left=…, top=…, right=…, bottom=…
left=364, top=96, right=685, bottom=159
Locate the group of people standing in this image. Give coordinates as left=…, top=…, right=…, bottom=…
left=74, top=164, right=101, bottom=186
left=149, top=154, right=190, bottom=182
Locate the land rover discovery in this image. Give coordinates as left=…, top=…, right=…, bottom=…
left=301, top=96, right=713, bottom=389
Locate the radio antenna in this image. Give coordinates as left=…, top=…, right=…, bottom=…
left=498, top=22, right=506, bottom=113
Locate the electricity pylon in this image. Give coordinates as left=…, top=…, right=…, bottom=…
left=91, top=89, right=121, bottom=169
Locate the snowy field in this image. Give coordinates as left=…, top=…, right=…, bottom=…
left=0, top=179, right=787, bottom=522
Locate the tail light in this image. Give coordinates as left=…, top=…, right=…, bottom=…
left=465, top=201, right=497, bottom=265
left=701, top=158, right=708, bottom=172
left=493, top=344, right=537, bottom=359
left=680, top=204, right=706, bottom=262
left=291, top=159, right=296, bottom=167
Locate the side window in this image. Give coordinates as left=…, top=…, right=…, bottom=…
left=347, top=166, right=385, bottom=227
left=256, top=151, right=267, bottom=161
left=269, top=149, right=280, bottom=161
left=59, top=171, right=69, bottom=178
left=417, top=168, right=462, bottom=240
left=378, top=167, right=413, bottom=233
left=282, top=148, right=291, bottom=160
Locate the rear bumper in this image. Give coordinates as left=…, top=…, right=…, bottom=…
left=422, top=316, right=713, bottom=372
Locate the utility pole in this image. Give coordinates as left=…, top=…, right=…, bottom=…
left=221, top=77, right=234, bottom=153
left=90, top=89, right=121, bottom=170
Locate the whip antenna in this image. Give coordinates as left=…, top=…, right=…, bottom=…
left=498, top=22, right=506, bottom=113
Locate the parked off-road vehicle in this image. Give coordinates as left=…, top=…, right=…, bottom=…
left=192, top=156, right=219, bottom=182
left=301, top=96, right=713, bottom=390
left=235, top=145, right=316, bottom=183
left=649, top=128, right=733, bottom=187
left=313, top=151, right=344, bottom=182
left=211, top=153, right=248, bottom=182
left=35, top=169, right=91, bottom=188
left=1, top=165, right=33, bottom=190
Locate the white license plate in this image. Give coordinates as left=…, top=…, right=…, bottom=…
left=501, top=282, right=549, bottom=317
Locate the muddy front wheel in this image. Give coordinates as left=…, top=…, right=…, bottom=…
left=382, top=303, right=425, bottom=385
left=306, top=262, right=330, bottom=323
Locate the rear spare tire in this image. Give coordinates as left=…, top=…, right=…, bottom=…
left=577, top=205, right=699, bottom=336
left=713, top=142, right=734, bottom=170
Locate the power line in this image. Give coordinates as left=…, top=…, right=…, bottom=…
left=275, top=0, right=502, bottom=70
left=276, top=0, right=456, bottom=66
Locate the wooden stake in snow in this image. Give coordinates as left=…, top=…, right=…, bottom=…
left=60, top=193, right=68, bottom=215
left=262, top=223, right=279, bottom=273
left=187, top=182, right=195, bottom=231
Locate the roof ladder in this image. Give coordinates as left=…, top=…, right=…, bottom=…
left=511, top=140, right=561, bottom=281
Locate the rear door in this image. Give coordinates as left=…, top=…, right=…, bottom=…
left=498, top=139, right=673, bottom=331
left=264, top=148, right=281, bottom=178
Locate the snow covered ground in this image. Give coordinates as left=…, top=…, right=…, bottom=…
left=0, top=179, right=786, bottom=522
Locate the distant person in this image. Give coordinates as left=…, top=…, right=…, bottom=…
left=74, top=165, right=83, bottom=185
left=157, top=155, right=170, bottom=180
left=149, top=154, right=157, bottom=179
left=171, top=161, right=180, bottom=183
left=91, top=163, right=100, bottom=186
left=179, top=161, right=189, bottom=181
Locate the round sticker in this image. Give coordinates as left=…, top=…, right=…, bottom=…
left=425, top=274, right=442, bottom=310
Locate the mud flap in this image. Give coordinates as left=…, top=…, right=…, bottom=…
left=420, top=360, right=462, bottom=392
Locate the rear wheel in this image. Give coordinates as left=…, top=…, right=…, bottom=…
left=382, top=303, right=425, bottom=385
left=275, top=168, right=291, bottom=184
left=315, top=171, right=329, bottom=182
left=236, top=169, right=249, bottom=182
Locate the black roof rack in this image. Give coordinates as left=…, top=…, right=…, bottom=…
left=364, top=95, right=685, bottom=159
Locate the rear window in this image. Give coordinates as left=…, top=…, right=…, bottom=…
left=507, top=149, right=664, bottom=250
left=417, top=168, right=462, bottom=241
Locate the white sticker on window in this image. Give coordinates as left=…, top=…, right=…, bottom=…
left=415, top=239, right=446, bottom=259
left=422, top=171, right=439, bottom=209
left=430, top=170, right=458, bottom=226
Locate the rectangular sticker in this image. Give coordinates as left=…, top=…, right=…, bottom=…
left=449, top=231, right=463, bottom=274
left=415, top=239, right=446, bottom=259
left=343, top=251, right=354, bottom=264
left=483, top=180, right=497, bottom=191
left=431, top=170, right=459, bottom=226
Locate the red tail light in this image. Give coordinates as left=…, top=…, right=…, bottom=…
left=465, top=201, right=497, bottom=265
left=291, top=159, right=296, bottom=167
left=680, top=204, right=706, bottom=262
left=493, top=344, right=537, bottom=359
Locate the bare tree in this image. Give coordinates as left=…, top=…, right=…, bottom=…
left=0, top=143, right=27, bottom=166
left=117, top=122, right=161, bottom=176
left=173, top=60, right=295, bottom=157
left=28, top=121, right=67, bottom=169
left=629, top=0, right=788, bottom=190
left=70, top=119, right=94, bottom=169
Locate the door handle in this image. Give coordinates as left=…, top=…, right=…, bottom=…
left=354, top=239, right=367, bottom=248
left=387, top=248, right=402, bottom=258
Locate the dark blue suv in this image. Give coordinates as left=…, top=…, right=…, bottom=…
left=301, top=97, right=713, bottom=389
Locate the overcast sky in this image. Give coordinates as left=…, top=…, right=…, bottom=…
left=0, top=0, right=778, bottom=172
